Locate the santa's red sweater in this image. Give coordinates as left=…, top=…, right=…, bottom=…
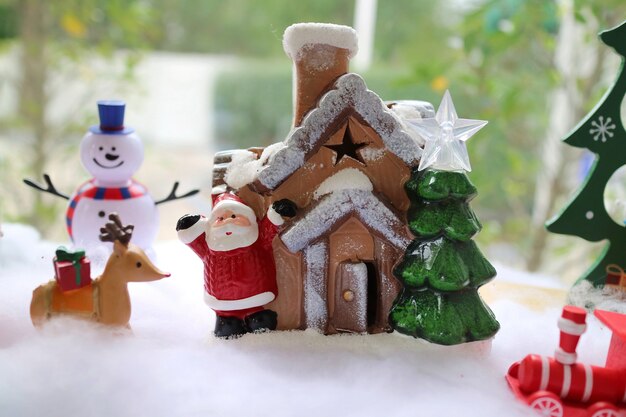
left=185, top=217, right=278, bottom=310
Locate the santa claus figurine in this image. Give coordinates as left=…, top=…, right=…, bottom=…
left=176, top=193, right=296, bottom=338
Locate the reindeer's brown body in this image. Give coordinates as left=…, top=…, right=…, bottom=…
left=30, top=214, right=170, bottom=327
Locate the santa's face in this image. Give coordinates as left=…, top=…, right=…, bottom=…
left=80, top=132, right=144, bottom=184
left=207, top=208, right=258, bottom=251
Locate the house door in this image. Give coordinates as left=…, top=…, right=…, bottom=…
left=334, top=262, right=377, bottom=333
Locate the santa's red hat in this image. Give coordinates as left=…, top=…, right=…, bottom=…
left=211, top=193, right=257, bottom=224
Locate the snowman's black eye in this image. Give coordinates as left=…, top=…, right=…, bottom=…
left=99, top=146, right=103, bottom=151
left=98, top=211, right=105, bottom=217
left=112, top=147, right=116, bottom=151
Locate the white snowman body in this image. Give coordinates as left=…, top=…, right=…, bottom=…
left=67, top=180, right=159, bottom=252
left=66, top=117, right=159, bottom=253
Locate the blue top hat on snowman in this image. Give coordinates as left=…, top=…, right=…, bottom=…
left=89, top=100, right=135, bottom=135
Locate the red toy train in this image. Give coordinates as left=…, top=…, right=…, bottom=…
left=506, top=305, right=626, bottom=417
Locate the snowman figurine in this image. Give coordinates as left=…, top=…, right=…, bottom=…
left=24, top=100, right=198, bottom=254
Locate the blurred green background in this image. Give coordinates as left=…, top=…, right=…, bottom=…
left=0, top=0, right=625, bottom=281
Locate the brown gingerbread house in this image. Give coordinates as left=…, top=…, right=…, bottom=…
left=212, top=23, right=434, bottom=334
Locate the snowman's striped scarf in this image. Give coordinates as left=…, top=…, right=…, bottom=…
left=66, top=179, right=148, bottom=239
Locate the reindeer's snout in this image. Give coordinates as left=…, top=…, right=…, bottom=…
left=152, top=267, right=171, bottom=279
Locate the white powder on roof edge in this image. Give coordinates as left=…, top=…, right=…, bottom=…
left=314, top=168, right=373, bottom=199
left=283, top=23, right=359, bottom=60
left=280, top=189, right=410, bottom=253
left=256, top=73, right=423, bottom=190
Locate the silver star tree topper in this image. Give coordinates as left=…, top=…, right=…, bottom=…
left=406, top=90, right=487, bottom=172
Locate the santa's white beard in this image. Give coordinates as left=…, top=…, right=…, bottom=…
left=207, top=223, right=259, bottom=251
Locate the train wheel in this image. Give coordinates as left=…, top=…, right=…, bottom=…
left=527, top=391, right=564, bottom=417
left=586, top=402, right=619, bottom=417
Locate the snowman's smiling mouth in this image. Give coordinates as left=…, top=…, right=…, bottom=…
left=93, top=157, right=124, bottom=169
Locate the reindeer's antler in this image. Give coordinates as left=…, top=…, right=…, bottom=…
left=99, top=213, right=134, bottom=246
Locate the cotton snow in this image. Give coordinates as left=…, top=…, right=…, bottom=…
left=0, top=223, right=616, bottom=417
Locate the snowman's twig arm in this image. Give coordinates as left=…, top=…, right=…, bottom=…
left=23, top=174, right=70, bottom=200
left=155, top=182, right=200, bottom=205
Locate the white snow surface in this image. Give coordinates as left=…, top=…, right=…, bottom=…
left=256, top=73, right=422, bottom=190
left=314, top=168, right=373, bottom=199
left=283, top=23, right=359, bottom=60
left=0, top=223, right=617, bottom=417
left=224, top=142, right=286, bottom=190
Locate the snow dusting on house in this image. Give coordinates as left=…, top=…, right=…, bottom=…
left=304, top=241, right=329, bottom=329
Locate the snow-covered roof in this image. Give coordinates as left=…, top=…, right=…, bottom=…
left=283, top=23, right=359, bottom=60
left=254, top=73, right=422, bottom=191
left=280, top=189, right=410, bottom=253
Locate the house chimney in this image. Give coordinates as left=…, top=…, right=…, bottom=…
left=283, top=23, right=359, bottom=126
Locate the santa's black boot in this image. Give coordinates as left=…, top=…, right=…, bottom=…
left=214, top=315, right=247, bottom=339
left=245, top=309, right=278, bottom=333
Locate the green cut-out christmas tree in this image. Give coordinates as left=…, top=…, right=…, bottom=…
left=390, top=169, right=499, bottom=345
left=391, top=91, right=499, bottom=345
left=546, top=20, right=626, bottom=288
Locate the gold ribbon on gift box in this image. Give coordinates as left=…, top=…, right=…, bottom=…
left=605, top=264, right=626, bottom=287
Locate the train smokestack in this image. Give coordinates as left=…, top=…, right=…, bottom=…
left=556, top=305, right=587, bottom=365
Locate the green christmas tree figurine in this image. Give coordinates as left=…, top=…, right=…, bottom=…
left=547, top=20, right=626, bottom=291
left=391, top=91, right=500, bottom=345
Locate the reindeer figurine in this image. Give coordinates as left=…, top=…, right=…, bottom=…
left=30, top=213, right=170, bottom=327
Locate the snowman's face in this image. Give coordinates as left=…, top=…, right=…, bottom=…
left=80, top=132, right=144, bottom=183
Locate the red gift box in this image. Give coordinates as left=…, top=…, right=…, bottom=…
left=53, top=247, right=92, bottom=292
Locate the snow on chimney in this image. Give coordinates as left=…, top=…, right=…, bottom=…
left=283, top=23, right=359, bottom=127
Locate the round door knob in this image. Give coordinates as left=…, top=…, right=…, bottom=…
left=343, top=290, right=354, bottom=302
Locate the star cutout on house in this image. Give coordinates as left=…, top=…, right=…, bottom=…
left=405, top=90, right=487, bottom=172
left=324, top=125, right=367, bottom=165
